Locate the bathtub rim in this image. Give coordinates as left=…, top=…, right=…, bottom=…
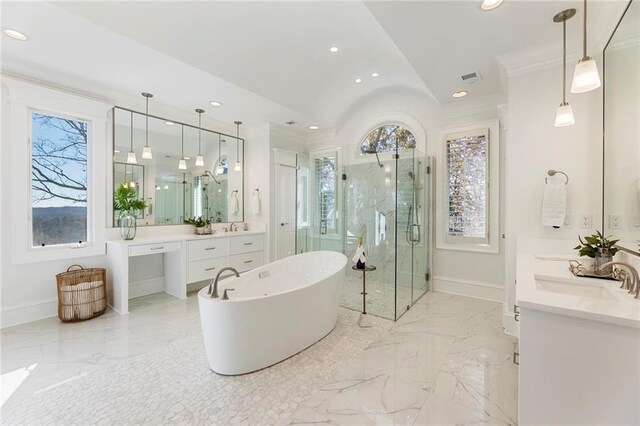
left=198, top=251, right=347, bottom=303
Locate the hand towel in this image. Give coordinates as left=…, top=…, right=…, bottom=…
left=351, top=245, right=366, bottom=264
left=541, top=183, right=566, bottom=228
left=252, top=191, right=261, bottom=215
left=231, top=192, right=239, bottom=215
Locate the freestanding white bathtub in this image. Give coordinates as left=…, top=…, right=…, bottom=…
left=198, top=251, right=347, bottom=375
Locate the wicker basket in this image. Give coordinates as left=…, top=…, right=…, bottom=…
left=56, top=265, right=107, bottom=322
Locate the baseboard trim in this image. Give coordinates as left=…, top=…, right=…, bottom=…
left=1, top=298, right=58, bottom=328
left=2, top=278, right=166, bottom=328
left=503, top=311, right=519, bottom=337
left=129, top=277, right=165, bottom=299
left=432, top=275, right=504, bottom=302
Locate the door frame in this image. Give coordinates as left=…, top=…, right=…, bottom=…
left=273, top=149, right=298, bottom=260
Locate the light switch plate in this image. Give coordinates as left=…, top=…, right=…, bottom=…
left=580, top=214, right=592, bottom=229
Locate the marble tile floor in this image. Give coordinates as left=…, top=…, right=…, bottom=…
left=341, top=278, right=427, bottom=321
left=1, top=290, right=518, bottom=425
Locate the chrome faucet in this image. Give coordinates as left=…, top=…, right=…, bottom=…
left=599, top=262, right=640, bottom=299
left=230, top=223, right=239, bottom=232
left=208, top=267, right=240, bottom=298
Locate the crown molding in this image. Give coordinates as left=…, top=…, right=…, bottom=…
left=443, top=93, right=506, bottom=119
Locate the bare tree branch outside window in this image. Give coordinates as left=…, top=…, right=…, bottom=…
left=31, top=112, right=88, bottom=246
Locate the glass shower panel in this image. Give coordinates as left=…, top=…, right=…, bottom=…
left=395, top=149, right=415, bottom=318
left=343, top=156, right=397, bottom=320
left=411, top=155, right=429, bottom=304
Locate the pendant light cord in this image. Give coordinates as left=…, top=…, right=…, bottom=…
left=145, top=96, right=149, bottom=148
left=181, top=125, right=184, bottom=159
left=236, top=122, right=240, bottom=160
left=583, top=0, right=587, bottom=60
left=198, top=111, right=202, bottom=155
left=563, top=19, right=567, bottom=104
left=130, top=111, right=134, bottom=152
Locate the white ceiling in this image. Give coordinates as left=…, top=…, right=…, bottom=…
left=0, top=0, right=628, bottom=133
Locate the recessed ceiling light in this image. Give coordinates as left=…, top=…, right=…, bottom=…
left=481, top=0, right=503, bottom=11
left=3, top=28, right=29, bottom=41
left=330, top=46, right=339, bottom=53
left=165, top=121, right=175, bottom=126
left=309, top=125, right=319, bottom=130
left=371, top=72, right=379, bottom=77
left=114, top=150, right=121, bottom=153
left=210, top=101, right=222, bottom=107
left=355, top=78, right=363, bottom=84
left=452, top=91, right=468, bottom=98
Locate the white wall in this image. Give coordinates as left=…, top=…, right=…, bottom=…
left=504, top=58, right=604, bottom=332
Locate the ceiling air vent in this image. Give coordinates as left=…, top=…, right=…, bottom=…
left=286, top=121, right=296, bottom=126
left=461, top=72, right=482, bottom=85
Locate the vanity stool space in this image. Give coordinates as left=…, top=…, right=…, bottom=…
left=106, top=231, right=265, bottom=314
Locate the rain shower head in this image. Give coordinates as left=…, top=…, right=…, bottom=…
left=202, top=170, right=221, bottom=185
left=363, top=143, right=384, bottom=168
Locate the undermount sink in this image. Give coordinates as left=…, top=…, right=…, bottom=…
left=534, top=275, right=618, bottom=301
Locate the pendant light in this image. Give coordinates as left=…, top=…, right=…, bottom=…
left=571, top=0, right=601, bottom=93
left=178, top=125, right=187, bottom=170
left=234, top=121, right=242, bottom=172
left=195, top=108, right=205, bottom=167
left=141, top=92, right=153, bottom=159
left=215, top=134, right=224, bottom=175
left=126, top=111, right=137, bottom=163
left=554, top=9, right=576, bottom=127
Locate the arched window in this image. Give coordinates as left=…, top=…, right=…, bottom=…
left=360, top=124, right=416, bottom=154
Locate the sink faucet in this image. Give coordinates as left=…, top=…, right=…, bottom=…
left=230, top=223, right=239, bottom=232
left=599, top=262, right=639, bottom=299
left=208, top=267, right=240, bottom=298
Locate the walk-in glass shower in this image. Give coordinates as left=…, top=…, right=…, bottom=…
left=295, top=126, right=431, bottom=320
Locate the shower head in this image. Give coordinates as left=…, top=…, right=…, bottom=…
left=202, top=170, right=221, bottom=185
left=363, top=143, right=384, bottom=168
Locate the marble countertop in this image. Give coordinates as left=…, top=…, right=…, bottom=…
left=106, top=230, right=265, bottom=246
left=516, top=253, right=640, bottom=328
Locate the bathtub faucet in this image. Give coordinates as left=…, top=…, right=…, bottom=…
left=209, top=267, right=240, bottom=298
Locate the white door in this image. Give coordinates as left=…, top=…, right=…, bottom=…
left=277, top=165, right=296, bottom=259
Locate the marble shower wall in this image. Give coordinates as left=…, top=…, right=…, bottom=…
left=342, top=156, right=428, bottom=319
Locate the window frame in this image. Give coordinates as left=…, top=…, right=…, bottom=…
left=5, top=77, right=110, bottom=265
left=436, top=120, right=500, bottom=254
left=312, top=150, right=338, bottom=236
left=444, top=128, right=490, bottom=245
left=359, top=124, right=417, bottom=156
left=28, top=109, right=92, bottom=251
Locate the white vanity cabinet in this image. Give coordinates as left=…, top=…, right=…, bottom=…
left=516, top=254, right=640, bottom=425
left=106, top=231, right=265, bottom=314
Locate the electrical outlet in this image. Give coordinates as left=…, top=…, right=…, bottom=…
left=608, top=215, right=622, bottom=230
left=580, top=214, right=592, bottom=229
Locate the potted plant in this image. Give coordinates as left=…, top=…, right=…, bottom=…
left=185, top=216, right=210, bottom=234
left=574, top=231, right=619, bottom=275
left=114, top=183, right=147, bottom=240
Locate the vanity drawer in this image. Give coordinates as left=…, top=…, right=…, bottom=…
left=187, top=257, right=229, bottom=283
left=229, top=234, right=264, bottom=255
left=187, top=238, right=229, bottom=262
left=129, top=241, right=181, bottom=257
left=229, top=251, right=264, bottom=273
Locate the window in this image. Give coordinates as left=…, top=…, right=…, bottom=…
left=30, top=112, right=89, bottom=247
left=315, top=155, right=337, bottom=234
left=445, top=129, right=489, bottom=244
left=360, top=124, right=416, bottom=154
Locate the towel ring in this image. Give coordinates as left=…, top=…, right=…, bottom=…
left=253, top=189, right=260, bottom=196
left=231, top=190, right=238, bottom=196
left=545, top=169, right=569, bottom=185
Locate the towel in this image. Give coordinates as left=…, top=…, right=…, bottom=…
left=231, top=192, right=239, bottom=215
left=352, top=245, right=366, bottom=264
left=541, top=183, right=566, bottom=228
left=252, top=191, right=261, bottom=215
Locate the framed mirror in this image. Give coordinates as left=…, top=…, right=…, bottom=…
left=603, top=0, right=640, bottom=254
left=112, top=107, right=244, bottom=226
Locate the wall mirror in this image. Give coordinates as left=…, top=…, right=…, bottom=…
left=603, top=0, right=640, bottom=254
left=112, top=107, right=244, bottom=226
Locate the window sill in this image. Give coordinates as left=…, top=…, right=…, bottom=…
left=436, top=241, right=499, bottom=254
left=14, top=243, right=106, bottom=265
